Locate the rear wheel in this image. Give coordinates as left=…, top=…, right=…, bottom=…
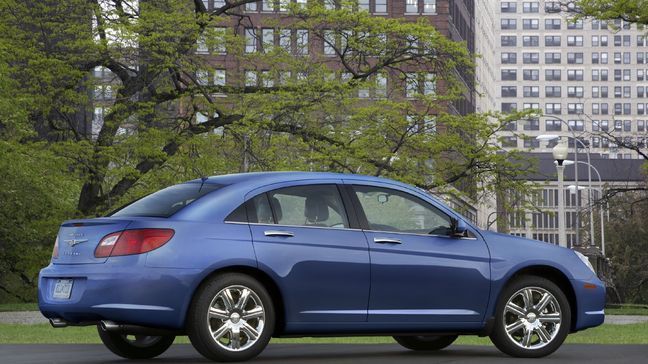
left=187, top=273, right=275, bottom=362
left=97, top=325, right=175, bottom=359
left=393, top=335, right=458, bottom=351
left=489, top=275, right=571, bottom=358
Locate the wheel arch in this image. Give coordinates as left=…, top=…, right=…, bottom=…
left=499, top=265, right=578, bottom=331
left=186, top=265, right=286, bottom=336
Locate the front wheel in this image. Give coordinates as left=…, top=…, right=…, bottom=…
left=393, top=335, right=458, bottom=351
left=490, top=275, right=571, bottom=358
left=187, top=273, right=275, bottom=362
left=97, top=325, right=175, bottom=359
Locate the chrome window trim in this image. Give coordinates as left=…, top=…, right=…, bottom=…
left=224, top=221, right=477, bottom=240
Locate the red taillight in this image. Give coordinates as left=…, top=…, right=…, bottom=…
left=94, top=229, right=174, bottom=258
left=52, top=236, right=59, bottom=259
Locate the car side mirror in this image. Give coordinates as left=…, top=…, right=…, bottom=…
left=451, top=218, right=469, bottom=238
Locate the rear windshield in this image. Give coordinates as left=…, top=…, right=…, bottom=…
left=110, top=183, right=223, bottom=218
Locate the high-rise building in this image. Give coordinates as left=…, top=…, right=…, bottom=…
left=479, top=1, right=647, bottom=251
left=493, top=1, right=648, bottom=159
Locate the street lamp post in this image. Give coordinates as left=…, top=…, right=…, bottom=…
left=536, top=116, right=594, bottom=247
left=565, top=161, right=606, bottom=256
left=553, top=139, right=569, bottom=248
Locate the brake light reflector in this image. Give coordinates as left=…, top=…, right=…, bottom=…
left=52, top=236, right=59, bottom=259
left=94, top=229, right=174, bottom=258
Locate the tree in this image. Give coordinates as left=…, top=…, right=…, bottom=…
left=574, top=0, right=648, bottom=24
left=0, top=1, right=535, bottom=301
left=604, top=191, right=648, bottom=303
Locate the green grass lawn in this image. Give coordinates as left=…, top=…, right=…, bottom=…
left=0, top=303, right=38, bottom=312
left=604, top=304, right=648, bottom=316
left=1, top=323, right=647, bottom=345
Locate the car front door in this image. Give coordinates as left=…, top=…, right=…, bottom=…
left=246, top=182, right=371, bottom=324
left=349, top=183, right=491, bottom=324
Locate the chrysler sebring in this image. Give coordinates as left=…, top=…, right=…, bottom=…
left=39, top=172, right=605, bottom=361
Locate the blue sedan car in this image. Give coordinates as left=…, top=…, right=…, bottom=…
left=39, top=172, right=605, bottom=361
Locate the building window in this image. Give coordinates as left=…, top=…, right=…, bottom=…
left=523, top=69, right=539, bottom=81
left=567, top=86, right=584, bottom=98
left=245, top=28, right=257, bottom=53
left=545, top=103, right=561, bottom=115
left=545, top=52, right=561, bottom=64
left=501, top=69, right=517, bottom=81
left=567, top=52, right=584, bottom=64
left=501, top=102, right=517, bottom=113
left=545, top=86, right=561, bottom=98
left=545, top=18, right=561, bottom=29
left=523, top=36, right=539, bottom=47
left=296, top=29, right=309, bottom=55
left=567, top=69, right=584, bottom=81
left=567, top=103, right=584, bottom=115
left=524, top=86, right=540, bottom=97
left=523, top=52, right=539, bottom=64
left=501, top=19, right=517, bottom=30
left=501, top=86, right=517, bottom=97
left=545, top=69, right=561, bottom=81
left=245, top=71, right=258, bottom=87
left=523, top=19, right=539, bottom=30
left=501, top=52, right=517, bottom=64
left=501, top=2, right=517, bottom=13
left=280, top=29, right=291, bottom=52
left=523, top=2, right=539, bottom=13
left=546, top=119, right=561, bottom=131
left=545, top=36, right=561, bottom=47
left=423, top=0, right=436, bottom=13
left=406, top=0, right=418, bottom=13
left=375, top=0, right=387, bottom=13
left=501, top=35, right=517, bottom=47
left=567, top=36, right=583, bottom=47
left=262, top=28, right=274, bottom=53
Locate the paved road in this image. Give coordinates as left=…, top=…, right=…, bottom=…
left=3, top=311, right=648, bottom=325
left=1, top=344, right=647, bottom=364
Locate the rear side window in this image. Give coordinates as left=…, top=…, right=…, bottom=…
left=268, top=185, right=349, bottom=228
left=111, top=183, right=223, bottom=218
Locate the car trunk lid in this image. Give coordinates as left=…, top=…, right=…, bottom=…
left=53, top=218, right=132, bottom=264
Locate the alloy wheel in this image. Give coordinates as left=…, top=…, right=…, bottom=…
left=503, top=286, right=562, bottom=350
left=207, top=285, right=266, bottom=352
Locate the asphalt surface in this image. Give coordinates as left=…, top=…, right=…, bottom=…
left=1, top=344, right=647, bottom=364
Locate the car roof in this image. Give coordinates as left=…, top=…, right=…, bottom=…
left=186, top=171, right=412, bottom=190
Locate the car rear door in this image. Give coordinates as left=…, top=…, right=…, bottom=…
left=347, top=182, right=491, bottom=324
left=246, top=182, right=370, bottom=323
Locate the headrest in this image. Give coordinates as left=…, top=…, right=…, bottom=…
left=256, top=197, right=273, bottom=224
left=304, top=195, right=329, bottom=222
left=270, top=196, right=283, bottom=222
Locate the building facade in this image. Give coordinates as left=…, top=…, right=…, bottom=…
left=493, top=1, right=648, bottom=159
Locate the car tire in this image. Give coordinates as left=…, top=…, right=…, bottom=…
left=393, top=335, right=458, bottom=351
left=97, top=325, right=175, bottom=359
left=490, top=275, right=571, bottom=358
left=187, top=273, right=275, bottom=362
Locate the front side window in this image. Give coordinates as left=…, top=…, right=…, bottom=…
left=257, top=185, right=350, bottom=228
left=353, top=185, right=451, bottom=235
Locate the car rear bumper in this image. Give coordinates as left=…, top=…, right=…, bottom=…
left=38, top=259, right=201, bottom=329
left=571, top=276, right=606, bottom=331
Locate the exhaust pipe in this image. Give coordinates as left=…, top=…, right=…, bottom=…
left=49, top=318, right=68, bottom=328
left=100, top=320, right=183, bottom=336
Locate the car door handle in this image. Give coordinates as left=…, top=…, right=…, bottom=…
left=373, top=237, right=402, bottom=244
left=264, top=230, right=295, bottom=237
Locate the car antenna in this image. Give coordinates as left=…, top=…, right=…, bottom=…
left=199, top=176, right=208, bottom=192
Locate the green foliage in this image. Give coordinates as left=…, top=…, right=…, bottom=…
left=605, top=192, right=648, bottom=303
left=0, top=1, right=538, bottom=302
left=0, top=141, right=80, bottom=302
left=576, top=0, right=648, bottom=24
